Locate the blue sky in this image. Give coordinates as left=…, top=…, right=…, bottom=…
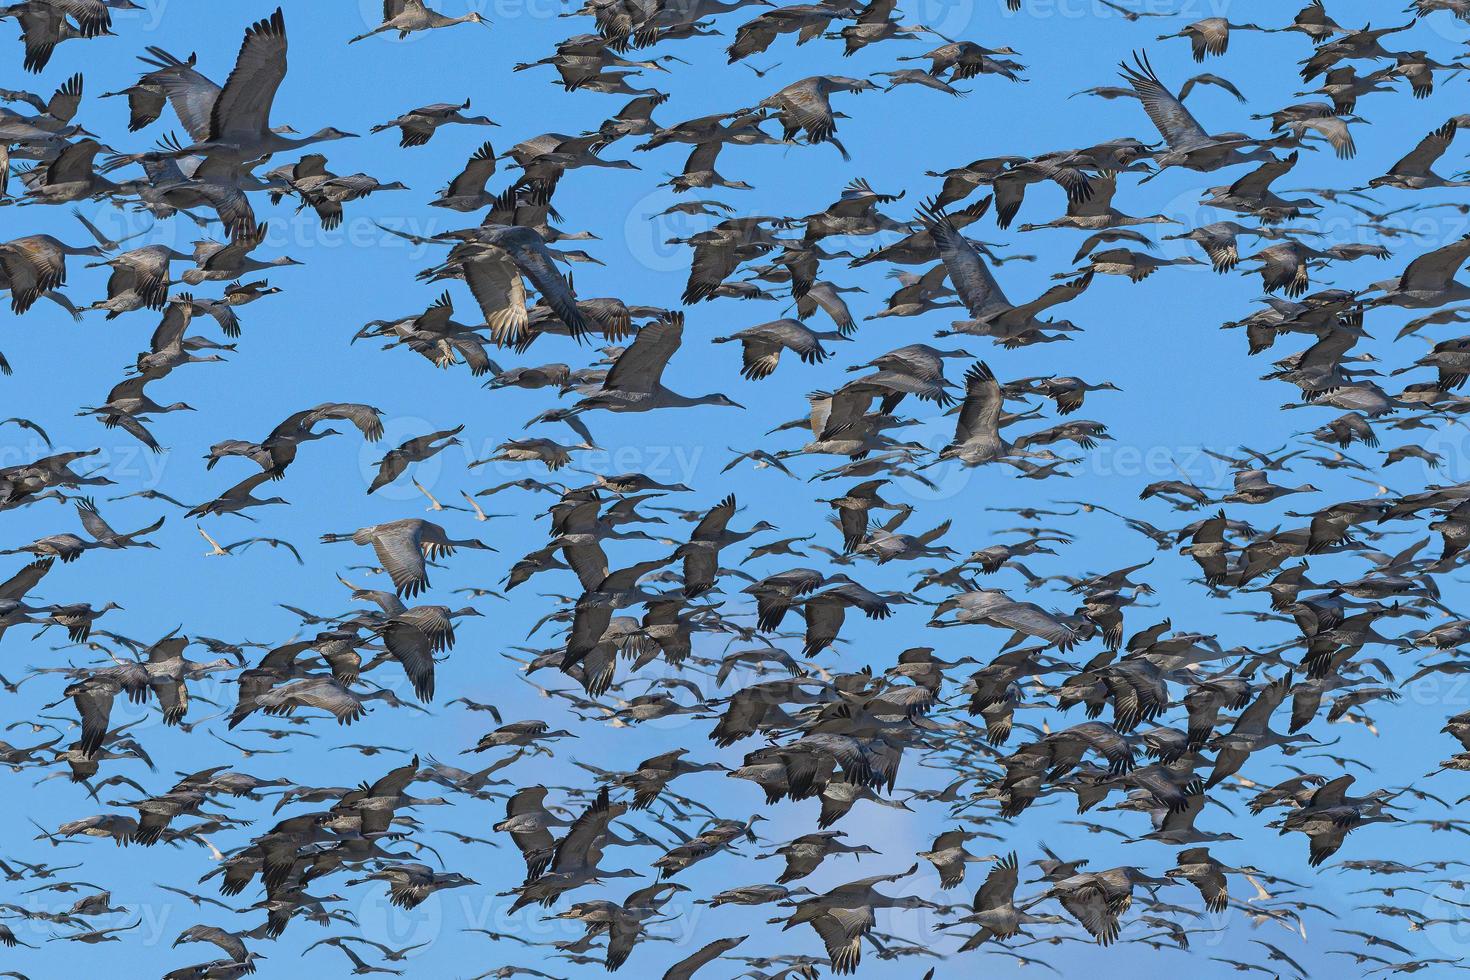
left=5, top=0, right=1470, bottom=976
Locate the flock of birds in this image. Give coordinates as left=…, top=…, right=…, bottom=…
left=9, top=0, right=1470, bottom=977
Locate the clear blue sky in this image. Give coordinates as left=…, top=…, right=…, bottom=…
left=4, top=0, right=1470, bottom=976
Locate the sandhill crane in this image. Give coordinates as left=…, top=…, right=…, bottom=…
left=98, top=47, right=199, bottom=132
left=754, top=75, right=877, bottom=160
left=1017, top=172, right=1177, bottom=232
left=205, top=402, right=382, bottom=478
left=195, top=526, right=302, bottom=563
left=370, top=99, right=495, bottom=148
left=674, top=214, right=789, bottom=303
left=1075, top=69, right=1246, bottom=104
left=76, top=373, right=194, bottom=452
left=1299, top=19, right=1418, bottom=82
left=366, top=426, right=464, bottom=494
left=477, top=438, right=591, bottom=472
left=181, top=223, right=301, bottom=284
left=1280, top=0, right=1344, bottom=43
left=794, top=280, right=863, bottom=333
left=1163, top=220, right=1305, bottom=273
left=827, top=0, right=941, bottom=55
left=1156, top=18, right=1278, bottom=62
left=574, top=312, right=744, bottom=412
left=726, top=5, right=850, bottom=65
left=874, top=68, right=966, bottom=96
left=163, top=9, right=357, bottom=161
left=921, top=205, right=1090, bottom=344
left=512, top=34, right=683, bottom=90
left=672, top=494, right=773, bottom=595
left=1199, top=152, right=1319, bottom=222
left=84, top=243, right=192, bottom=314
left=0, top=234, right=105, bottom=313
left=5, top=0, right=113, bottom=73
left=185, top=473, right=288, bottom=520
left=0, top=71, right=85, bottom=137
left=1295, top=64, right=1396, bottom=115
left=896, top=40, right=1024, bottom=80
left=430, top=224, right=588, bottom=342
left=713, top=318, right=846, bottom=379
left=1367, top=234, right=1470, bottom=308
left=269, top=155, right=408, bottom=229
left=429, top=141, right=497, bottom=211
left=320, top=519, right=494, bottom=596
left=663, top=140, right=757, bottom=193
left=15, top=137, right=119, bottom=203
left=776, top=864, right=933, bottom=974
left=349, top=0, right=489, bottom=44
left=1069, top=248, right=1203, bottom=282
left=1367, top=118, right=1470, bottom=191
left=1, top=497, right=163, bottom=562
left=1118, top=51, right=1277, bottom=175
left=355, top=291, right=497, bottom=375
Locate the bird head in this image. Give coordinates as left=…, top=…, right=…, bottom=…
left=706, top=394, right=745, bottom=409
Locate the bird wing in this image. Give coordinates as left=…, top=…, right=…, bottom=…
left=560, top=539, right=611, bottom=592
left=1388, top=119, right=1456, bottom=177
left=1058, top=882, right=1120, bottom=944
left=682, top=140, right=723, bottom=176
left=0, top=237, right=65, bottom=313
left=808, top=906, right=874, bottom=974
left=692, top=494, right=737, bottom=541
left=209, top=8, right=288, bottom=145
left=74, top=498, right=119, bottom=541
left=498, top=228, right=588, bottom=338
left=953, top=362, right=1003, bottom=444
left=371, top=523, right=431, bottom=597
left=918, top=206, right=1009, bottom=315
left=273, top=677, right=366, bottom=723
left=604, top=312, right=683, bottom=392
left=1119, top=51, right=1212, bottom=151
left=1010, top=270, right=1092, bottom=320
left=777, top=81, right=837, bottom=144
left=380, top=622, right=437, bottom=701
left=301, top=403, right=384, bottom=441
left=551, top=787, right=615, bottom=872
left=447, top=142, right=497, bottom=197
left=976, top=852, right=1018, bottom=911
left=1400, top=235, right=1470, bottom=293
left=1226, top=151, right=1297, bottom=200
left=0, top=557, right=51, bottom=601
left=990, top=598, right=1078, bottom=648
left=1233, top=469, right=1271, bottom=491
left=663, top=935, right=747, bottom=980
left=683, top=237, right=746, bottom=304
left=68, top=679, right=116, bottom=756
left=43, top=139, right=102, bottom=187
left=144, top=49, right=222, bottom=142
left=1231, top=672, right=1292, bottom=735
left=49, top=0, right=110, bottom=36
left=463, top=248, right=529, bottom=346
